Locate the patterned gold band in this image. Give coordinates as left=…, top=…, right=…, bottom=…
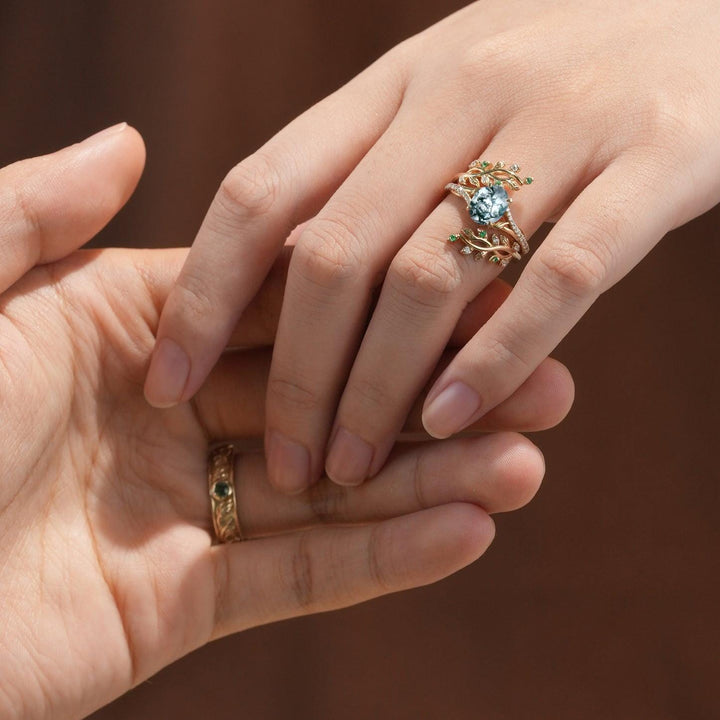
left=207, top=444, right=243, bottom=543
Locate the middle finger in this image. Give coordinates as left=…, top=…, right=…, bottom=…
left=326, top=125, right=587, bottom=486
left=263, top=95, right=501, bottom=494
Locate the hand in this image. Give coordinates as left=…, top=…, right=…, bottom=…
left=0, top=131, right=573, bottom=719
left=145, top=0, right=718, bottom=491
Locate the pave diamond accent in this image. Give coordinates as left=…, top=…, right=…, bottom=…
left=505, top=207, right=530, bottom=254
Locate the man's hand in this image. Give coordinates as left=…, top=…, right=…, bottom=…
left=0, top=130, right=573, bottom=719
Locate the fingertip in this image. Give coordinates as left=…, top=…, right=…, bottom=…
left=473, top=357, right=576, bottom=433
left=46, top=122, right=148, bottom=248
left=118, top=124, right=147, bottom=184
left=436, top=503, right=496, bottom=566
left=395, top=504, right=495, bottom=590
left=490, top=433, right=545, bottom=512
left=548, top=357, right=576, bottom=424
left=325, top=427, right=373, bottom=488
left=422, top=381, right=482, bottom=439
left=78, top=122, right=146, bottom=195
left=265, top=430, right=312, bottom=495
left=525, top=357, right=576, bottom=430
left=143, top=337, right=191, bottom=408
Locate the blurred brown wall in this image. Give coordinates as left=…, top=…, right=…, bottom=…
left=2, top=2, right=719, bottom=718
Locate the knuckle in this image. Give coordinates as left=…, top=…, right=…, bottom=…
left=294, top=219, right=364, bottom=291
left=450, top=33, right=526, bottom=107
left=455, top=37, right=508, bottom=79
left=173, top=270, right=217, bottom=323
left=485, top=333, right=531, bottom=374
left=10, top=184, right=43, bottom=262
left=218, top=152, right=282, bottom=219
left=411, top=450, right=430, bottom=511
left=382, top=35, right=416, bottom=75
left=288, top=533, right=315, bottom=609
left=638, top=88, right=693, bottom=151
left=345, top=374, right=392, bottom=414
left=307, top=482, right=348, bottom=524
left=367, top=523, right=391, bottom=593
left=388, top=247, right=463, bottom=309
left=268, top=374, right=319, bottom=413
left=493, top=438, right=544, bottom=511
left=534, top=235, right=610, bottom=303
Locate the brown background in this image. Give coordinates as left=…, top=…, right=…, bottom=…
left=2, top=2, right=719, bottom=718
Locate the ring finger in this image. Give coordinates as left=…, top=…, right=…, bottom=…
left=326, top=125, right=591, bottom=486
left=212, top=432, right=544, bottom=541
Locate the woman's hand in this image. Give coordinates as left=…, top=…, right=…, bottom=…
left=146, top=0, right=720, bottom=491
left=0, top=131, right=573, bottom=719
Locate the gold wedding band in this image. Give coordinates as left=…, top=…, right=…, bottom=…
left=208, top=444, right=243, bottom=543
left=446, top=160, right=533, bottom=267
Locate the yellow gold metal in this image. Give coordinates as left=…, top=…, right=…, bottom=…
left=208, top=444, right=243, bottom=543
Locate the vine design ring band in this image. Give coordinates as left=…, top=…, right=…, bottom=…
left=445, top=160, right=533, bottom=267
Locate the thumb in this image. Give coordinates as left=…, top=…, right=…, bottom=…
left=0, top=123, right=146, bottom=292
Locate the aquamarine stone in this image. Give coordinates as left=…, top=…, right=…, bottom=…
left=469, top=185, right=509, bottom=224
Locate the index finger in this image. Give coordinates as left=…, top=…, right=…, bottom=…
left=144, top=45, right=412, bottom=407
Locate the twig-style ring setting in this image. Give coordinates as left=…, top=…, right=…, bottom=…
left=445, top=160, right=533, bottom=267
left=208, top=443, right=243, bottom=543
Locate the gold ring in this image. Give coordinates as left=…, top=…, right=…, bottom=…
left=445, top=160, right=533, bottom=267
left=207, top=444, right=243, bottom=543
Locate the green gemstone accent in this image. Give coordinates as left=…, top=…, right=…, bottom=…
left=525, top=177, right=534, bottom=185
left=449, top=234, right=458, bottom=242
left=478, top=230, right=487, bottom=239
left=481, top=160, right=490, bottom=168
left=491, top=256, right=500, bottom=264
left=211, top=480, right=232, bottom=500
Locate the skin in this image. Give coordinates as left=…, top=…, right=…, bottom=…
left=146, top=0, right=720, bottom=492
left=0, top=129, right=574, bottom=719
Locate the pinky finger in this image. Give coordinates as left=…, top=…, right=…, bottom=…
left=422, top=153, right=677, bottom=438
left=210, top=503, right=493, bottom=638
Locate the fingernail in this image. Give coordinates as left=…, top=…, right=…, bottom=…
left=325, top=427, right=374, bottom=487
left=422, top=382, right=481, bottom=439
left=144, top=338, right=190, bottom=408
left=82, top=122, right=128, bottom=145
left=266, top=430, right=311, bottom=494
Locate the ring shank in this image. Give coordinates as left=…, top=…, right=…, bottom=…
left=208, top=443, right=244, bottom=543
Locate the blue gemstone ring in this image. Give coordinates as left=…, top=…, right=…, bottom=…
left=445, top=160, right=533, bottom=267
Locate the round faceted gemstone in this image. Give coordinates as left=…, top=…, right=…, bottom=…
left=211, top=480, right=232, bottom=500
left=469, top=185, right=509, bottom=224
